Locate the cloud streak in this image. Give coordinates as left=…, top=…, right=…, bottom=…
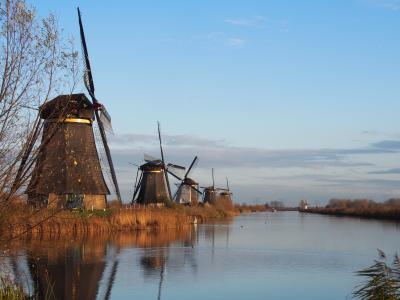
left=109, top=133, right=399, bottom=169
left=227, top=38, right=246, bottom=47
left=361, top=0, right=400, bottom=10
left=225, top=16, right=265, bottom=27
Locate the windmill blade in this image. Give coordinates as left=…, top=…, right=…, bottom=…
left=157, top=122, right=172, bottom=199
left=78, top=8, right=121, bottom=203
left=173, top=182, right=183, bottom=201
left=184, top=156, right=198, bottom=179
left=133, top=166, right=140, bottom=190
left=167, top=163, right=185, bottom=177
left=189, top=185, right=203, bottom=195
left=212, top=168, right=215, bottom=189
left=94, top=113, right=121, bottom=202
left=144, top=153, right=159, bottom=163
left=131, top=173, right=143, bottom=204
left=77, top=7, right=95, bottom=98
left=157, top=121, right=165, bottom=164
left=167, top=169, right=183, bottom=181
left=99, top=106, right=113, bottom=133
left=164, top=169, right=172, bottom=200
left=167, top=163, right=185, bottom=170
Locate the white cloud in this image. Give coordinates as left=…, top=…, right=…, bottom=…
left=227, top=38, right=246, bottom=47
left=361, top=0, right=400, bottom=10
left=225, top=16, right=265, bottom=27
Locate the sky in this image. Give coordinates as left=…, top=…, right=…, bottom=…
left=33, top=0, right=400, bottom=205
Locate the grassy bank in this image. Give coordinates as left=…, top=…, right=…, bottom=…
left=301, top=198, right=400, bottom=221
left=0, top=204, right=237, bottom=240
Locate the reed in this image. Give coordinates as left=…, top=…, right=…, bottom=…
left=0, top=204, right=236, bottom=240
left=0, top=277, right=27, bottom=300
left=353, top=250, right=400, bottom=300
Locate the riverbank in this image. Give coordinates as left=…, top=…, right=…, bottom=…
left=0, top=204, right=238, bottom=240
left=300, top=199, right=400, bottom=221
left=301, top=207, right=400, bottom=221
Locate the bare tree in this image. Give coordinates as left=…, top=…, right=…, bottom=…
left=0, top=0, right=79, bottom=235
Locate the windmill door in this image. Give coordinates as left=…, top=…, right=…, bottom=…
left=65, top=193, right=84, bottom=209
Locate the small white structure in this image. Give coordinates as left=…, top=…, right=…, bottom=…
left=299, top=200, right=308, bottom=210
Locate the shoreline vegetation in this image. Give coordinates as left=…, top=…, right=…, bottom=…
left=301, top=198, right=400, bottom=221
left=0, top=202, right=238, bottom=241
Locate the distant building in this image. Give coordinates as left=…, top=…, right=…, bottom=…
left=299, top=200, right=308, bottom=210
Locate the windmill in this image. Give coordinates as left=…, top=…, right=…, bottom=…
left=173, top=156, right=202, bottom=205
left=218, top=177, right=233, bottom=203
left=26, top=8, right=120, bottom=209
left=202, top=169, right=229, bottom=204
left=131, top=122, right=185, bottom=205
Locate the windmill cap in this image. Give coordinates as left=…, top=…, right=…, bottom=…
left=40, top=93, right=93, bottom=120
left=184, top=177, right=198, bottom=185
left=140, top=161, right=163, bottom=171
left=203, top=186, right=214, bottom=191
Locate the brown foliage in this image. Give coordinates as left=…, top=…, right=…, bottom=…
left=305, top=198, right=400, bottom=221
left=235, top=203, right=270, bottom=213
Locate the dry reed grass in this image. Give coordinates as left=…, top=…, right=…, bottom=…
left=1, top=204, right=237, bottom=240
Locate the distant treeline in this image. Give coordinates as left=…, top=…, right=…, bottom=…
left=235, top=201, right=298, bottom=213
left=235, top=203, right=271, bottom=213
left=303, top=198, right=400, bottom=221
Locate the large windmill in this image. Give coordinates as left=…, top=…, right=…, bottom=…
left=202, top=169, right=228, bottom=204
left=26, top=8, right=120, bottom=209
left=131, top=122, right=185, bottom=205
left=173, top=156, right=202, bottom=205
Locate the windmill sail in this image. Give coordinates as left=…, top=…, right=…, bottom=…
left=99, top=107, right=113, bottom=133
left=77, top=8, right=121, bottom=203
left=157, top=121, right=172, bottom=199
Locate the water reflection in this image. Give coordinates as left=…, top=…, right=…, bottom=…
left=3, top=213, right=398, bottom=300
left=3, top=225, right=205, bottom=300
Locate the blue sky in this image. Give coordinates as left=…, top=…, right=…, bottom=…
left=34, top=0, right=400, bottom=204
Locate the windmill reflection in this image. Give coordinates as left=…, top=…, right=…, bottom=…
left=1, top=226, right=199, bottom=300
left=26, top=239, right=107, bottom=300
left=138, top=226, right=198, bottom=300
left=203, top=220, right=232, bottom=261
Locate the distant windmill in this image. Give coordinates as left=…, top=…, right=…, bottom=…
left=26, top=8, right=120, bottom=209
left=131, top=122, right=185, bottom=205
left=201, top=168, right=228, bottom=204
left=173, top=156, right=202, bottom=205
left=218, top=177, right=233, bottom=203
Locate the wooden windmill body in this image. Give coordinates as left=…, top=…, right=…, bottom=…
left=173, top=156, right=202, bottom=205
left=202, top=169, right=230, bottom=205
left=27, top=8, right=121, bottom=209
left=134, top=161, right=171, bottom=205
left=175, top=177, right=200, bottom=205
left=27, top=94, right=109, bottom=209
left=217, top=178, right=234, bottom=210
left=132, top=122, right=185, bottom=206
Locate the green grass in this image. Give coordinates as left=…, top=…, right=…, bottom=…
left=0, top=277, right=27, bottom=300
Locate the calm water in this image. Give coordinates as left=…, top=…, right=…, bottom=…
left=2, top=212, right=400, bottom=300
